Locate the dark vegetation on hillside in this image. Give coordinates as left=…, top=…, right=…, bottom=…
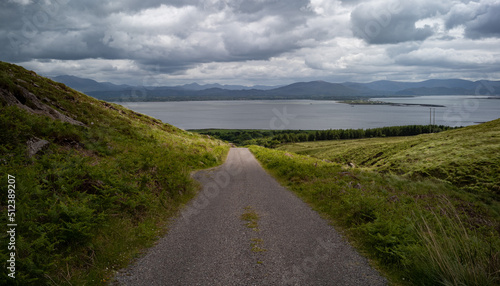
left=192, top=125, right=459, bottom=147
left=0, top=62, right=228, bottom=285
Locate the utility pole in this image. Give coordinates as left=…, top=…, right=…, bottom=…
left=429, top=108, right=436, bottom=132
left=433, top=108, right=436, bottom=126
left=429, top=108, right=432, bottom=133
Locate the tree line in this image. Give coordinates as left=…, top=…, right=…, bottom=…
left=195, top=125, right=459, bottom=148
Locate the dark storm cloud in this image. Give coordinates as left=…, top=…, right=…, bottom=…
left=0, top=0, right=318, bottom=74
left=445, top=1, right=500, bottom=39
left=231, top=0, right=313, bottom=21
left=350, top=1, right=439, bottom=44
left=0, top=0, right=107, bottom=61
left=64, top=0, right=197, bottom=15
left=0, top=0, right=499, bottom=85
left=464, top=3, right=500, bottom=39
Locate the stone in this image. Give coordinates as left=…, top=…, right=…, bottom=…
left=26, top=137, right=49, bottom=158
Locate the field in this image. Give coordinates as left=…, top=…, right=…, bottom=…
left=279, top=120, right=500, bottom=200
left=250, top=119, right=500, bottom=285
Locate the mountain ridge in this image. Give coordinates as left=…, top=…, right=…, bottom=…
left=52, top=75, right=500, bottom=101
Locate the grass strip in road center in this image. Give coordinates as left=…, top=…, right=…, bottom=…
left=240, top=206, right=267, bottom=264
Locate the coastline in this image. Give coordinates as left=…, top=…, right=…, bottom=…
left=339, top=100, right=446, bottom=108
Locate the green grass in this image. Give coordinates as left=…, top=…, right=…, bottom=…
left=250, top=132, right=500, bottom=285
left=279, top=120, right=500, bottom=201
left=250, top=238, right=267, bottom=253
left=0, top=61, right=229, bottom=285
left=240, top=206, right=267, bottom=259
left=417, top=202, right=499, bottom=286
left=241, top=206, right=260, bottom=231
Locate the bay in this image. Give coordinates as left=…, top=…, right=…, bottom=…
left=117, top=96, right=500, bottom=130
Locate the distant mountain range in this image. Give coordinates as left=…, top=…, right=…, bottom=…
left=51, top=75, right=281, bottom=92
left=52, top=75, right=500, bottom=102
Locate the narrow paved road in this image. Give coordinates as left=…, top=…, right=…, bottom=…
left=114, top=148, right=387, bottom=285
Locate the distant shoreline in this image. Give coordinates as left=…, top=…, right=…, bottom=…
left=339, top=100, right=445, bottom=108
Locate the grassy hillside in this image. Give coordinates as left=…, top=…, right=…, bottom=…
left=279, top=121, right=500, bottom=201
left=251, top=121, right=500, bottom=285
left=0, top=62, right=229, bottom=285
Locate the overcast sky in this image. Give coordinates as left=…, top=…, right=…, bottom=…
left=1, top=0, right=499, bottom=86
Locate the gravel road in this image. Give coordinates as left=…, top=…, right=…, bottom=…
left=114, top=148, right=387, bottom=285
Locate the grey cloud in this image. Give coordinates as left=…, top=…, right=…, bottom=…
left=0, top=0, right=320, bottom=75
left=66, top=0, right=194, bottom=15
left=444, top=2, right=500, bottom=39
left=444, top=1, right=486, bottom=29
left=350, top=1, right=439, bottom=44
left=338, top=0, right=364, bottom=5
left=444, top=3, right=482, bottom=29
left=230, top=0, right=282, bottom=14
left=0, top=1, right=115, bottom=61
left=385, top=42, right=421, bottom=58
left=1, top=0, right=499, bottom=85
left=240, top=0, right=311, bottom=17
left=393, top=47, right=499, bottom=71
left=465, top=4, right=500, bottom=39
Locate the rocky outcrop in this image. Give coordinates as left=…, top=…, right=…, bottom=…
left=0, top=84, right=85, bottom=127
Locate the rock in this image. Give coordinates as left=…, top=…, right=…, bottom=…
left=348, top=162, right=356, bottom=168
left=26, top=137, right=49, bottom=158
left=0, top=85, right=85, bottom=127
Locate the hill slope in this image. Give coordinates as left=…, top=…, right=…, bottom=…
left=0, top=62, right=229, bottom=285
left=279, top=120, right=500, bottom=198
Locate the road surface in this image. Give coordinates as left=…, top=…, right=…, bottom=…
left=114, top=148, right=387, bottom=285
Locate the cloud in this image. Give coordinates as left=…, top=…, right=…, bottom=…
left=0, top=0, right=325, bottom=73
left=8, top=0, right=32, bottom=5
left=0, top=0, right=499, bottom=85
left=350, top=0, right=447, bottom=44
left=464, top=3, right=500, bottom=39
left=444, top=1, right=500, bottom=39
left=394, top=47, right=497, bottom=68
left=444, top=1, right=483, bottom=29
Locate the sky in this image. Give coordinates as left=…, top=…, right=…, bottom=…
left=1, top=0, right=500, bottom=86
